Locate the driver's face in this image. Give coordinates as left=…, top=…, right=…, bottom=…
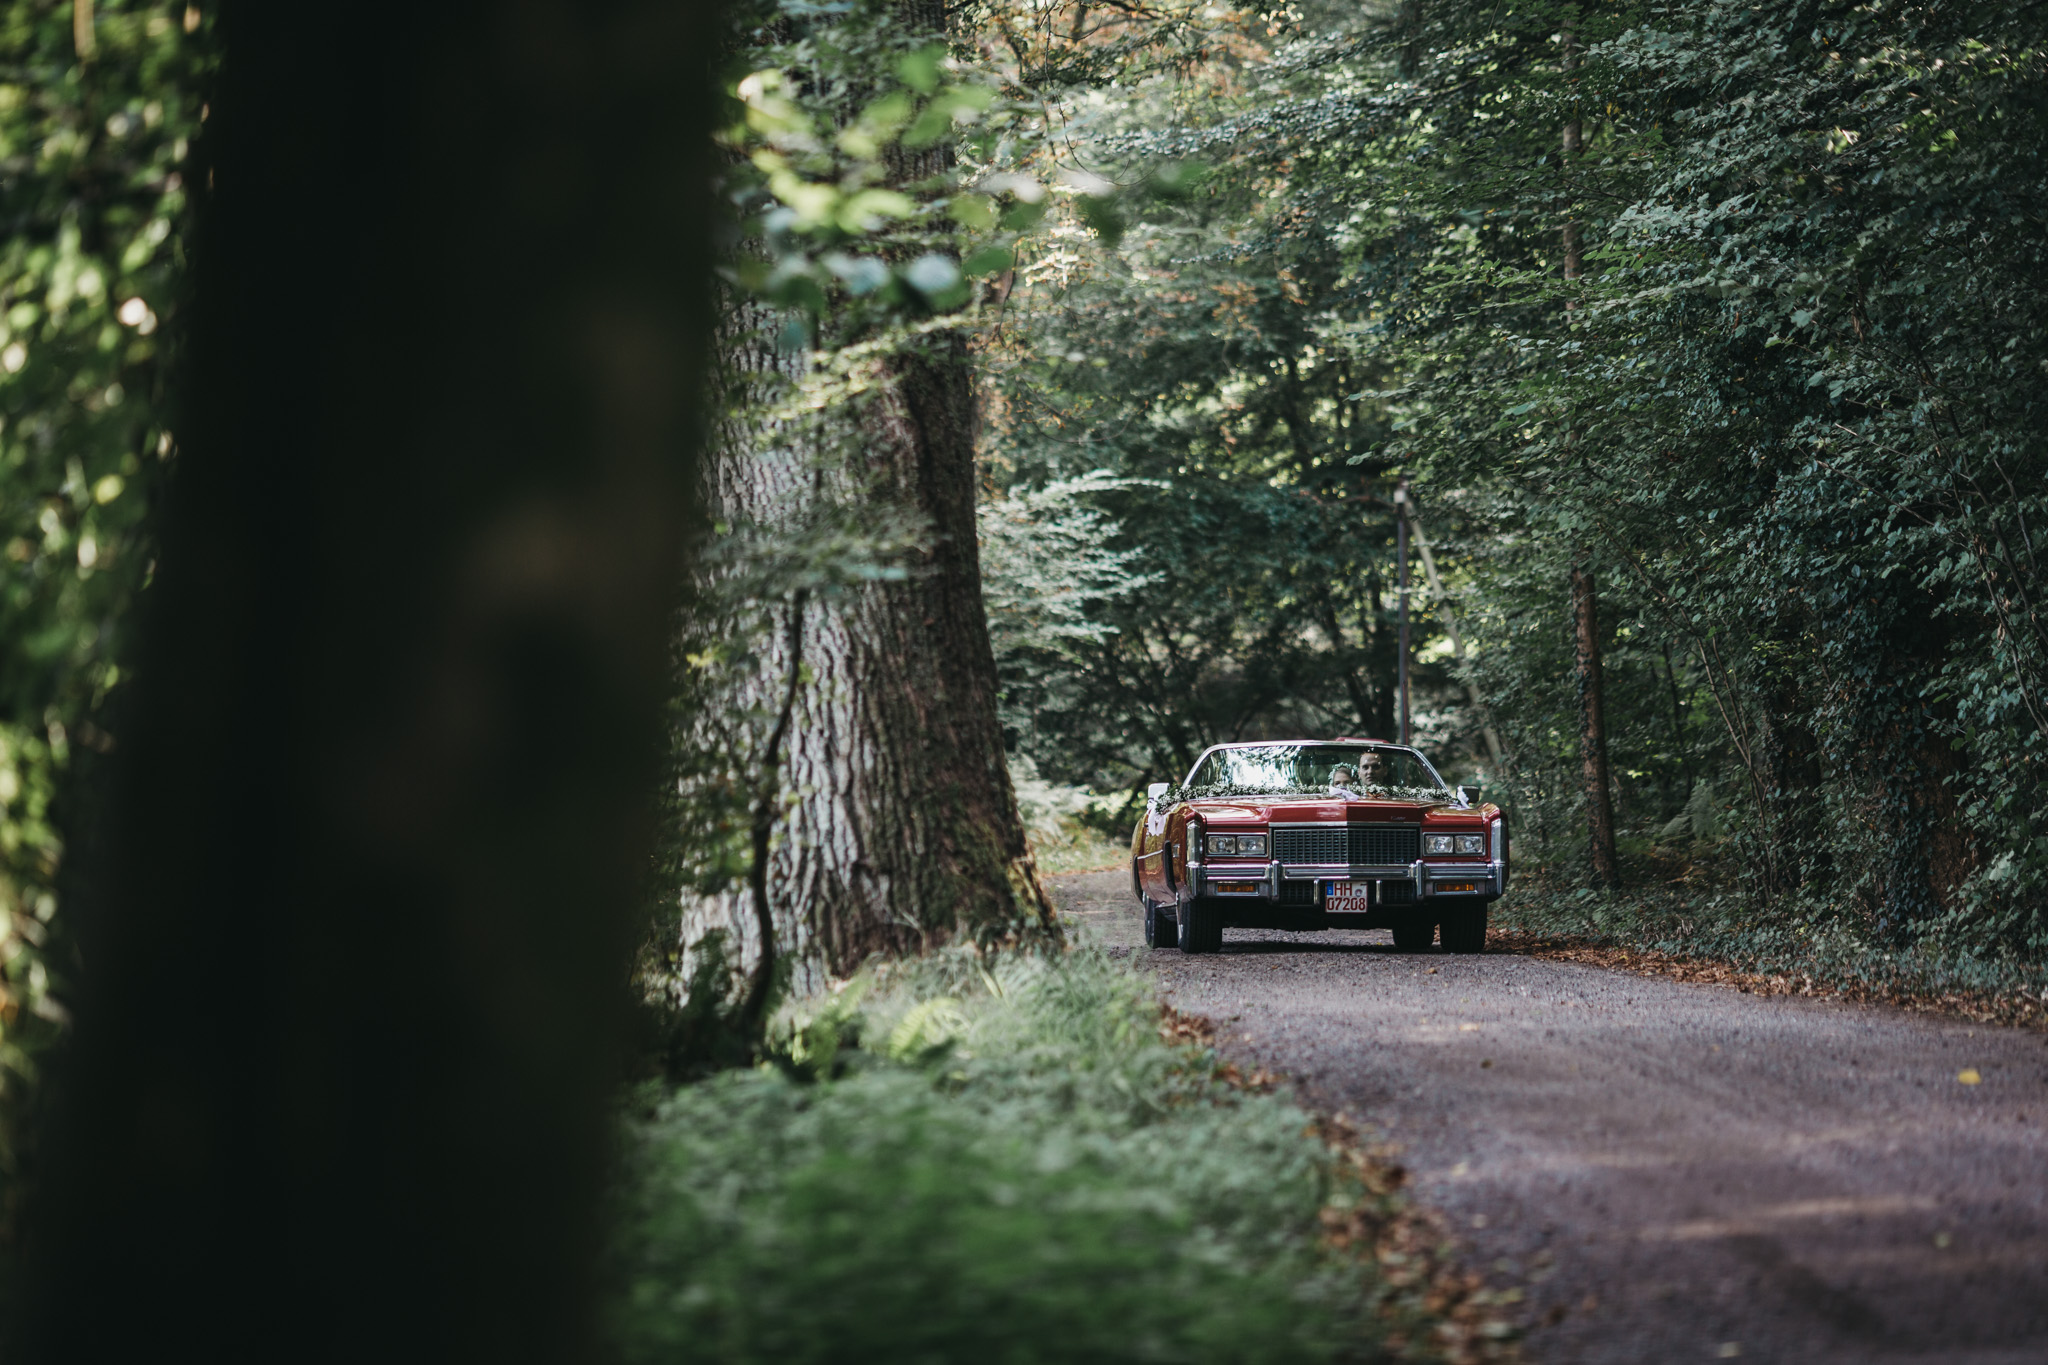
left=1358, top=755, right=1381, bottom=779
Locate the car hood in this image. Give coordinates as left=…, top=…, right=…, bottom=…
left=1185, top=795, right=1457, bottom=823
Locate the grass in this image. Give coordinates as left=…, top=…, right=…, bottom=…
left=1030, top=827, right=1127, bottom=875
left=607, top=949, right=1514, bottom=1363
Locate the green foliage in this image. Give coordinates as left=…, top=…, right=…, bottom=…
left=977, top=0, right=2048, bottom=965
left=721, top=0, right=1053, bottom=331
left=1369, top=0, right=2048, bottom=949
left=610, top=950, right=1399, bottom=1364
left=1494, top=876, right=2048, bottom=1022
left=973, top=26, right=1478, bottom=794
left=0, top=0, right=210, bottom=1206
left=1005, top=755, right=1127, bottom=872
left=648, top=0, right=1231, bottom=1000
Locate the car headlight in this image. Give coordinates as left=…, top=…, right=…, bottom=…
left=1425, top=834, right=1454, bottom=854
left=1206, top=834, right=1236, bottom=856
left=1237, top=834, right=1268, bottom=857
left=1455, top=834, right=1486, bottom=855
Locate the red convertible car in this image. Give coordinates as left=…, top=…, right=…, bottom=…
left=1130, top=739, right=1507, bottom=954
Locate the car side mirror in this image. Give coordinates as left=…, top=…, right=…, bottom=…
left=1458, top=785, right=1483, bottom=805
left=1146, top=781, right=1169, bottom=801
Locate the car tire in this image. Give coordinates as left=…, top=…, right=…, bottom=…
left=1391, top=919, right=1436, bottom=953
left=1145, top=901, right=1178, bottom=950
left=1179, top=898, right=1220, bottom=954
left=1441, top=904, right=1488, bottom=954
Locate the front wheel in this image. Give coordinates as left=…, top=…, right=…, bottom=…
left=1440, top=903, right=1489, bottom=954
left=1178, top=898, right=1223, bottom=954
left=1144, top=901, right=1178, bottom=950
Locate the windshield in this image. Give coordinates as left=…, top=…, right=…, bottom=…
left=1184, top=743, right=1449, bottom=801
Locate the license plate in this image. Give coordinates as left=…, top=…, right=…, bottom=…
left=1324, top=882, right=1370, bottom=914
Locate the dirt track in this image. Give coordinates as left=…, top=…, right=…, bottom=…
left=1053, top=869, right=2048, bottom=1364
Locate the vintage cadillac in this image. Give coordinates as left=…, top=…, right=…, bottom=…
left=1130, top=739, right=1508, bottom=954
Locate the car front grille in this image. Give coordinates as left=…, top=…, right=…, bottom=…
left=1272, top=824, right=1420, bottom=867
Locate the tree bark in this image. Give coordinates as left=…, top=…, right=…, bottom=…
left=682, top=315, right=1056, bottom=993
left=20, top=2, right=716, bottom=1361
left=1560, top=29, right=1613, bottom=887
left=1755, top=633, right=1823, bottom=898
left=1572, top=564, right=1622, bottom=888
left=1561, top=23, right=1583, bottom=291
left=673, top=0, right=1054, bottom=994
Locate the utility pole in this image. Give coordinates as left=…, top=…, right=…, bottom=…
left=1396, top=478, right=1411, bottom=745
left=1393, top=485, right=1506, bottom=769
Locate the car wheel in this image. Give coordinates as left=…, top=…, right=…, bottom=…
left=1390, top=919, right=1436, bottom=952
left=1441, top=904, right=1488, bottom=954
left=1145, top=901, right=1178, bottom=949
left=1179, top=898, right=1218, bottom=954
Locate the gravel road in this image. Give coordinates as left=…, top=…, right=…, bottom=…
left=1053, top=869, right=2048, bottom=1364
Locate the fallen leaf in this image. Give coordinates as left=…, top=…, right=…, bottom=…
left=1958, top=1068, right=1982, bottom=1085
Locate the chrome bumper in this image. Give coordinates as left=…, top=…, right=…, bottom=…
left=1191, top=859, right=1505, bottom=900
left=1409, top=859, right=1505, bottom=899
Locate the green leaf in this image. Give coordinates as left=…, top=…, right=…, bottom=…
left=1074, top=194, right=1125, bottom=248
left=897, top=43, right=946, bottom=95
left=961, top=246, right=1014, bottom=277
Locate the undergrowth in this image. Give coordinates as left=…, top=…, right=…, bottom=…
left=608, top=949, right=1497, bottom=1363
left=1492, top=875, right=2048, bottom=1028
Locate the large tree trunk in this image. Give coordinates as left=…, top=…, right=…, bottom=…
left=681, top=313, right=1056, bottom=995
left=675, top=0, right=1053, bottom=994
left=1572, top=564, right=1622, bottom=888
left=19, top=2, right=715, bottom=1359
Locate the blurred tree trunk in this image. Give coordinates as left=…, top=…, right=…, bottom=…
left=1572, top=565, right=1622, bottom=888
left=678, top=2, right=1054, bottom=993
left=19, top=1, right=716, bottom=1360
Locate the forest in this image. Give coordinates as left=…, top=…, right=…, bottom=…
left=2, top=0, right=2045, bottom=1359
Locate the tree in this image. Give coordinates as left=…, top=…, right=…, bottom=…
left=665, top=0, right=1079, bottom=1005
left=1570, top=564, right=1620, bottom=888
left=17, top=1, right=717, bottom=1358
left=977, top=0, right=2048, bottom=954
left=0, top=0, right=212, bottom=1228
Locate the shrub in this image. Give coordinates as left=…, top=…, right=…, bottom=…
left=608, top=950, right=1389, bottom=1364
